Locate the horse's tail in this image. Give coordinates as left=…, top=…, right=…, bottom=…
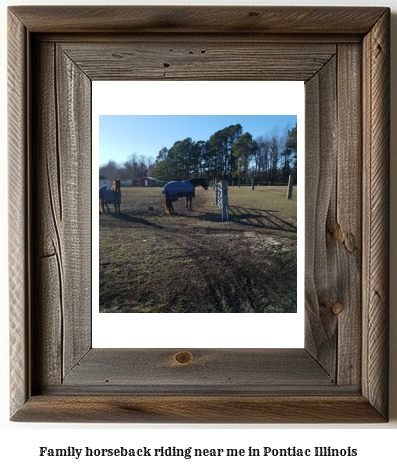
left=164, top=193, right=171, bottom=214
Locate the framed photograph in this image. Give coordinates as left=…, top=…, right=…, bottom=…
left=8, top=6, right=390, bottom=423
left=93, top=81, right=304, bottom=349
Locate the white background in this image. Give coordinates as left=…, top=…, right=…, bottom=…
left=1, top=0, right=396, bottom=469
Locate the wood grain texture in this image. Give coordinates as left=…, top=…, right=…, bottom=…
left=11, top=395, right=385, bottom=424
left=60, top=42, right=335, bottom=82
left=304, top=57, right=338, bottom=378
left=34, top=33, right=363, bottom=45
left=9, top=6, right=387, bottom=34
left=62, top=348, right=334, bottom=392
left=32, top=42, right=63, bottom=387
left=32, top=42, right=92, bottom=387
left=8, top=6, right=390, bottom=423
left=362, top=9, right=390, bottom=419
left=55, top=45, right=92, bottom=377
left=8, top=10, right=30, bottom=419
left=336, top=44, right=362, bottom=386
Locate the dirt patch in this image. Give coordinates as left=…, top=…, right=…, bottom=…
left=99, top=186, right=297, bottom=313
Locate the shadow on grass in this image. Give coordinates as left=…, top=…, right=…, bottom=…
left=196, top=211, right=231, bottom=223
left=228, top=206, right=297, bottom=233
left=100, top=211, right=165, bottom=229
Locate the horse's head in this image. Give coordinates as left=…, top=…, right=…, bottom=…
left=189, top=178, right=208, bottom=190
left=112, top=179, right=121, bottom=192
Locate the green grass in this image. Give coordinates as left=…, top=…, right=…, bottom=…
left=99, top=184, right=298, bottom=313
left=228, top=185, right=297, bottom=213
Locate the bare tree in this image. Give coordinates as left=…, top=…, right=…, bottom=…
left=99, top=160, right=121, bottom=182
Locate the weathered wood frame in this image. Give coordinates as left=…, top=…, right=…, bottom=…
left=8, top=6, right=390, bottom=423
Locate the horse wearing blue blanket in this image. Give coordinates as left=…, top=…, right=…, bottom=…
left=162, top=178, right=208, bottom=214
left=99, top=178, right=121, bottom=214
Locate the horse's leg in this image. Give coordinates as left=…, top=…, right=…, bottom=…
left=168, top=195, right=176, bottom=214
left=189, top=197, right=192, bottom=210
left=165, top=195, right=171, bottom=214
left=100, top=199, right=105, bottom=213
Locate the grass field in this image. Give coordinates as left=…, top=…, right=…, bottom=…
left=99, top=185, right=297, bottom=313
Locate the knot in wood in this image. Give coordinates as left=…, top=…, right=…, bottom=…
left=331, top=302, right=344, bottom=316
left=174, top=351, right=194, bottom=365
left=333, top=225, right=344, bottom=244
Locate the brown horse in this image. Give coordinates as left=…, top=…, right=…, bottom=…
left=99, top=179, right=121, bottom=213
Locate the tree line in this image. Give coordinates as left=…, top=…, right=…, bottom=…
left=99, top=153, right=155, bottom=182
left=99, top=123, right=297, bottom=184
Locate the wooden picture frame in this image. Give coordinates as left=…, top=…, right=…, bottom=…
left=8, top=6, right=390, bottom=423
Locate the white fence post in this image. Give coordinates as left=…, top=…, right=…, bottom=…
left=221, top=180, right=229, bottom=220
left=215, top=180, right=228, bottom=221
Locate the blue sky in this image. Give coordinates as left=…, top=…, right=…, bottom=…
left=99, top=115, right=296, bottom=166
